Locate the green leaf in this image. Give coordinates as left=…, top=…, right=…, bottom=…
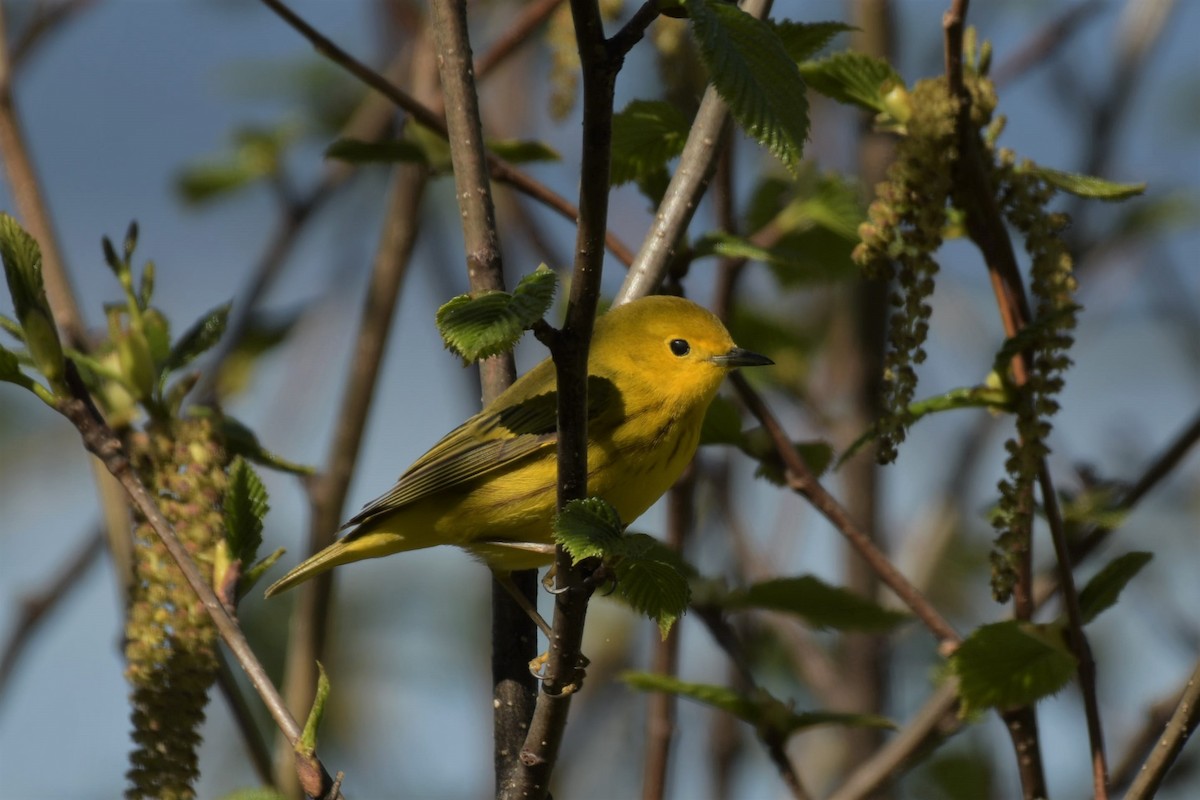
left=614, top=533, right=691, bottom=639
left=0, top=213, right=63, bottom=386
left=436, top=266, right=557, bottom=363
left=949, top=620, right=1077, bottom=714
left=789, top=175, right=864, bottom=241
left=0, top=343, right=20, bottom=382
left=799, top=51, right=903, bottom=114
left=687, top=0, right=809, bottom=173
left=554, top=496, right=624, bottom=563
left=162, top=301, right=232, bottom=377
left=217, top=789, right=288, bottom=800
left=296, top=661, right=330, bottom=759
left=839, top=384, right=1014, bottom=465
left=771, top=20, right=856, bottom=62
left=325, top=137, right=427, bottom=164
left=610, top=99, right=691, bottom=186
left=723, top=575, right=909, bottom=632
left=241, top=547, right=286, bottom=596
left=0, top=314, right=23, bottom=342
left=177, top=126, right=290, bottom=204
left=137, top=260, right=156, bottom=311
left=486, top=138, right=561, bottom=164
left=621, top=672, right=893, bottom=736
left=1077, top=552, right=1152, bottom=625
left=218, top=414, right=315, bottom=476
left=223, top=456, right=270, bottom=566
left=1025, top=165, right=1146, bottom=201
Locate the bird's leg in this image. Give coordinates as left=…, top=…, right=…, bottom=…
left=493, top=570, right=553, bottom=638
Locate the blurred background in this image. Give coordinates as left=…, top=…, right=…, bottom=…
left=0, top=1, right=1198, bottom=798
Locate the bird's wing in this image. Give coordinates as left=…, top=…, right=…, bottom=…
left=344, top=376, right=622, bottom=528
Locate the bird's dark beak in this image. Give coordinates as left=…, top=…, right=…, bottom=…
left=711, top=347, right=774, bottom=368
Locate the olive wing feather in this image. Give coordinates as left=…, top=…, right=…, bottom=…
left=344, top=376, right=621, bottom=529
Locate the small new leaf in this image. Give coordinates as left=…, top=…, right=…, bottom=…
left=772, top=20, right=856, bottom=62
left=1026, top=166, right=1146, bottom=201
left=0, top=213, right=63, bottom=386
left=799, top=51, right=903, bottom=114
left=436, top=267, right=557, bottom=363
left=486, top=139, right=560, bottom=164
left=296, top=661, right=330, bottom=759
left=223, top=456, right=269, bottom=566
left=614, top=533, right=692, bottom=639
left=610, top=100, right=691, bottom=186
left=687, top=0, right=809, bottom=173
left=1078, top=551, right=1152, bottom=625
left=737, top=429, right=833, bottom=482
left=218, top=414, right=315, bottom=476
left=163, top=301, right=232, bottom=377
left=723, top=575, right=909, bottom=632
left=554, top=497, right=624, bottom=563
left=950, top=620, right=1076, bottom=714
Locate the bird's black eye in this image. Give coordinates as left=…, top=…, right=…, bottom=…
left=669, top=338, right=690, bottom=357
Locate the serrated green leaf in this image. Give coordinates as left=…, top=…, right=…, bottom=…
left=839, top=384, right=1014, bottom=465
left=1025, top=165, right=1146, bottom=201
left=950, top=620, right=1077, bottom=714
left=436, top=267, right=557, bottom=363
left=724, top=575, right=909, bottom=632
left=771, top=20, right=856, bottom=62
left=614, top=533, right=691, bottom=638
left=687, top=0, right=809, bottom=173
left=162, top=301, right=232, bottom=377
left=790, top=175, right=864, bottom=240
left=325, top=137, right=428, bottom=164
left=554, top=496, right=624, bottom=563
left=296, top=661, right=330, bottom=758
left=621, top=672, right=893, bottom=736
left=224, top=456, right=269, bottom=565
left=610, top=100, right=691, bottom=186
left=1078, top=551, right=1152, bottom=625
left=486, top=138, right=561, bottom=164
left=799, top=51, right=903, bottom=114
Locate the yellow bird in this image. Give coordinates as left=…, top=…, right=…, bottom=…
left=264, top=295, right=771, bottom=599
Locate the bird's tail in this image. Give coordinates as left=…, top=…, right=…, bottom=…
left=263, top=528, right=414, bottom=598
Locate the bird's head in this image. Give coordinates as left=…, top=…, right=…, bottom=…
left=590, top=295, right=773, bottom=412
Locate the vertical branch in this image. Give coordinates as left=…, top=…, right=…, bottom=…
left=0, top=3, right=85, bottom=347
left=505, top=0, right=616, bottom=796
left=426, top=0, right=534, bottom=791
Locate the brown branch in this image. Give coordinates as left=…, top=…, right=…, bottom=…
left=474, top=0, right=567, bottom=79
left=1123, top=653, right=1200, bottom=799
left=0, top=526, right=103, bottom=703
left=505, top=0, right=618, bottom=795
left=256, top=0, right=634, bottom=267
left=54, top=367, right=342, bottom=799
left=731, top=372, right=960, bottom=647
left=0, top=3, right=85, bottom=348
left=10, top=0, right=96, bottom=70
left=426, top=0, right=541, bottom=791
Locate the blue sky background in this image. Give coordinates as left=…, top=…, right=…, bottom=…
left=1, top=1, right=1199, bottom=798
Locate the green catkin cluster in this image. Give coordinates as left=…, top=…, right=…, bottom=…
left=987, top=152, right=1077, bottom=602
left=124, top=416, right=227, bottom=800
left=852, top=78, right=960, bottom=463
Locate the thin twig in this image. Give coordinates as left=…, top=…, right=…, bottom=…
left=1123, top=654, right=1200, bottom=799
left=10, top=0, right=96, bottom=70
left=731, top=373, right=960, bottom=647
left=991, top=1, right=1104, bottom=88
left=256, top=0, right=635, bottom=267
left=0, top=3, right=85, bottom=347
left=0, top=527, right=104, bottom=703
left=474, top=0, right=566, bottom=79
left=54, top=367, right=342, bottom=799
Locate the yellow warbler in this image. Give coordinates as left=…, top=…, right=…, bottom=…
left=264, top=295, right=771, bottom=598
